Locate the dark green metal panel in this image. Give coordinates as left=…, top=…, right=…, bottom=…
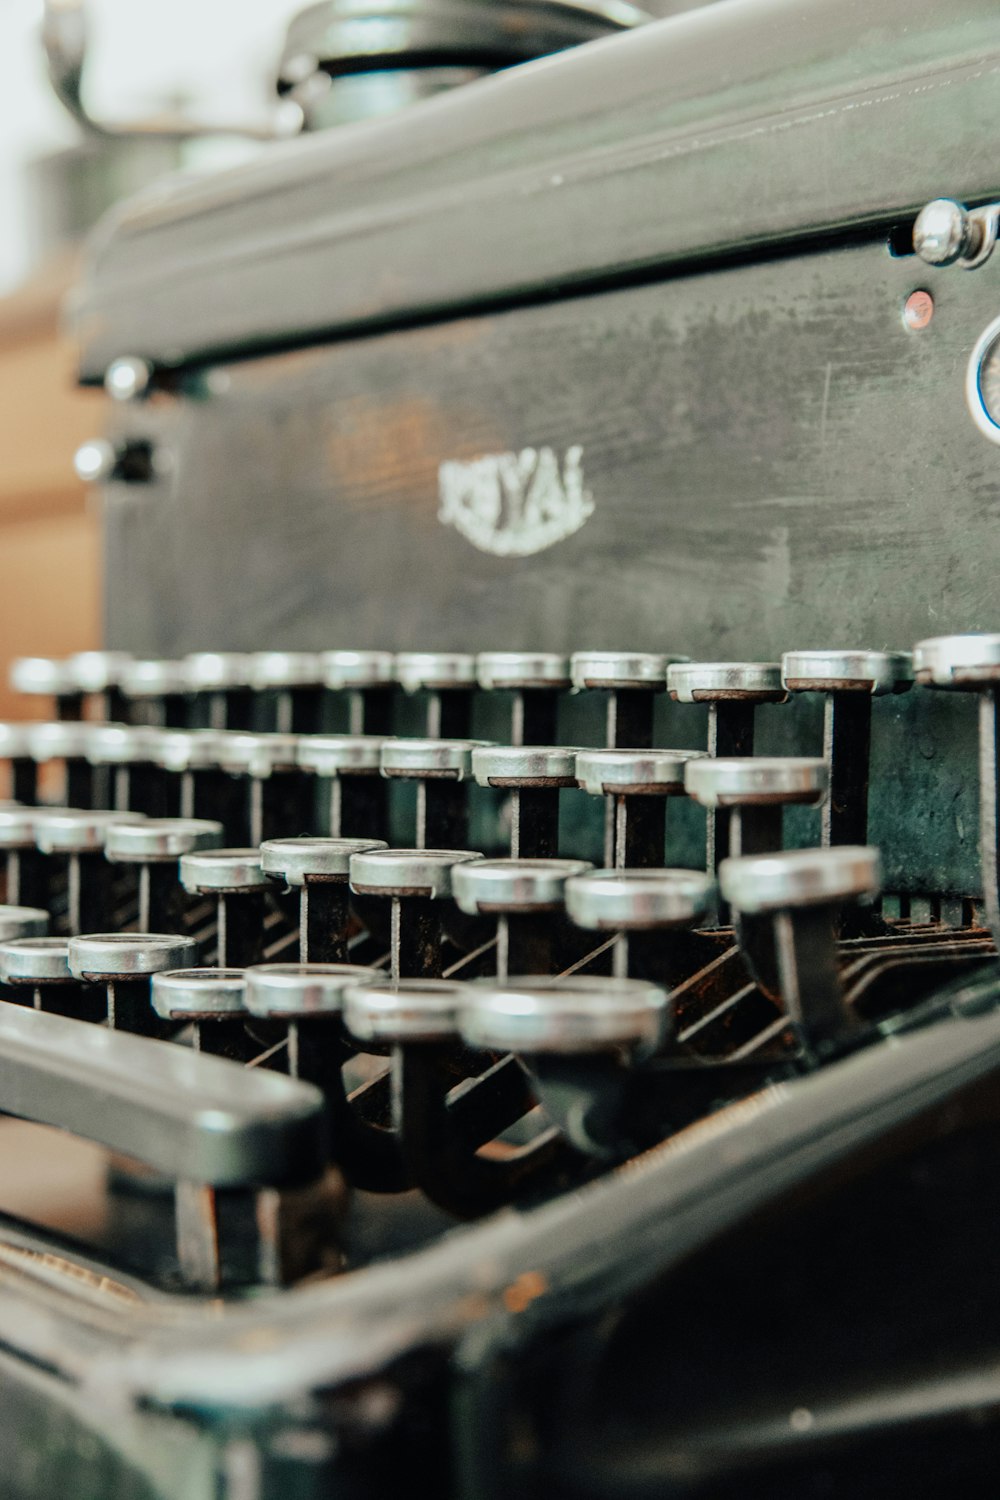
left=104, top=232, right=998, bottom=891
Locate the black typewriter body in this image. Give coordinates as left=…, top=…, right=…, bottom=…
left=2, top=0, right=1000, bottom=1495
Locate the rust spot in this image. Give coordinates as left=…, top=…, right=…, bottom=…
left=503, top=1269, right=548, bottom=1313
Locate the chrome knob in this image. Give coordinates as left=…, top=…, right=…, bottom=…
left=105, top=356, right=153, bottom=402
left=913, top=199, right=977, bottom=266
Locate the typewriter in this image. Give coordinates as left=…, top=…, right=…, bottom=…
left=3, top=0, right=1000, bottom=1494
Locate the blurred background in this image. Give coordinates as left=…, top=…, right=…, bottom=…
left=0, top=0, right=297, bottom=720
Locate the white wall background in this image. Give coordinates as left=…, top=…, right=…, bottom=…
left=0, top=0, right=301, bottom=293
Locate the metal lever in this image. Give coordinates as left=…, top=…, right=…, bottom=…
left=42, top=0, right=302, bottom=142
left=0, top=1004, right=327, bottom=1291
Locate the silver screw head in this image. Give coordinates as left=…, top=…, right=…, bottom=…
left=105, top=357, right=153, bottom=402
left=74, top=438, right=117, bottom=484
left=913, top=199, right=971, bottom=265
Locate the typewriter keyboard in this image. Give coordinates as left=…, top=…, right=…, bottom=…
left=0, top=641, right=995, bottom=1297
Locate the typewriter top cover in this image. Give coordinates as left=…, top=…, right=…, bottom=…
left=0, top=0, right=997, bottom=1497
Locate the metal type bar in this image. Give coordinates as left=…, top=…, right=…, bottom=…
left=300, top=880, right=351, bottom=963
left=182, top=768, right=247, bottom=844
left=706, top=700, right=755, bottom=876
left=510, top=786, right=560, bottom=859
left=390, top=895, right=443, bottom=981
left=330, top=774, right=388, bottom=839
left=606, top=691, right=655, bottom=749
left=512, top=691, right=559, bottom=748
left=612, top=794, right=666, bottom=868
left=392, top=1042, right=573, bottom=1217
left=250, top=772, right=314, bottom=846
left=217, top=891, right=267, bottom=968
left=68, top=851, right=116, bottom=935
left=416, top=780, right=468, bottom=848
left=139, top=864, right=191, bottom=934
left=822, top=691, right=872, bottom=848
left=11, top=760, right=36, bottom=806
left=106, top=976, right=167, bottom=1037
left=497, top=911, right=557, bottom=980
left=729, top=804, right=784, bottom=859
left=427, top=689, right=472, bottom=739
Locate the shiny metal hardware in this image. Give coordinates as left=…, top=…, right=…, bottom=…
left=244, top=963, right=376, bottom=1018
left=349, top=847, right=481, bottom=899
left=452, top=857, right=592, bottom=914
left=720, top=846, right=882, bottom=1059
left=260, top=835, right=387, bottom=886
left=719, top=845, right=882, bottom=915
left=781, top=650, right=913, bottom=696
left=565, top=868, right=715, bottom=931
left=68, top=932, right=199, bottom=980
left=180, top=848, right=269, bottom=893
left=913, top=198, right=1000, bottom=269
left=684, top=756, right=829, bottom=809
left=667, top=662, right=786, bottom=702
left=151, top=968, right=249, bottom=1019
left=0, top=908, right=50, bottom=942
left=104, top=817, right=223, bottom=863
left=460, top=975, right=669, bottom=1055
left=105, top=357, right=153, bottom=403
left=343, top=977, right=466, bottom=1044
left=575, top=747, right=702, bottom=796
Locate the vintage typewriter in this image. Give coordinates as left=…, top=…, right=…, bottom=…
left=3, top=0, right=1000, bottom=1494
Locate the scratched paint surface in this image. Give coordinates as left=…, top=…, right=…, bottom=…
left=105, top=236, right=995, bottom=892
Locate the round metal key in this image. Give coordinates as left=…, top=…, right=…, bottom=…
left=183, top=653, right=254, bottom=690
left=566, top=868, right=716, bottom=930
left=65, top=651, right=133, bottom=695
left=685, top=757, right=829, bottom=808
left=780, top=650, right=913, bottom=697
left=452, top=857, right=592, bottom=914
left=460, top=975, right=669, bottom=1055
left=179, top=848, right=269, bottom=893
left=151, top=967, right=248, bottom=1019
left=476, top=653, right=571, bottom=690
left=719, top=845, right=882, bottom=914
left=244, top=961, right=377, bottom=1017
left=576, top=747, right=704, bottom=797
left=68, top=932, right=199, bottom=980
left=570, top=651, right=681, bottom=691
left=0, top=935, right=71, bottom=984
left=215, top=733, right=301, bottom=776
left=349, top=847, right=482, bottom=899
left=395, top=653, right=478, bottom=692
left=34, top=809, right=146, bottom=854
left=104, top=818, right=224, bottom=863
left=248, top=652, right=323, bottom=689
left=344, top=976, right=466, bottom=1043
left=297, top=735, right=386, bottom=775
left=0, top=908, right=49, bottom=942
left=380, top=739, right=486, bottom=780
left=260, top=835, right=387, bottom=885
left=667, top=662, right=786, bottom=703
left=913, top=634, right=1000, bottom=689
left=10, top=657, right=76, bottom=698
left=28, top=722, right=97, bottom=762
left=120, top=659, right=190, bottom=698
left=472, top=744, right=580, bottom=787
left=320, top=651, right=396, bottom=689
